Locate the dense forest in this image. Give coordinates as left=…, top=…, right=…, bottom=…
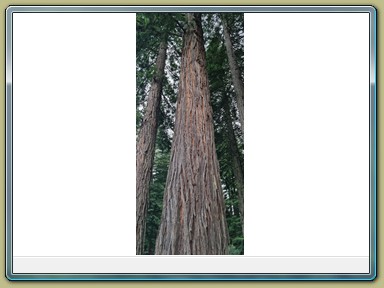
left=136, top=12, right=244, bottom=255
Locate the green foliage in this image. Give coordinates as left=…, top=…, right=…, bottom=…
left=136, top=13, right=180, bottom=138
left=229, top=237, right=244, bottom=255
left=143, top=149, right=170, bottom=255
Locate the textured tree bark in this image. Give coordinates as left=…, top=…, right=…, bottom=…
left=223, top=95, right=244, bottom=232
left=155, top=13, right=229, bottom=255
left=221, top=15, right=244, bottom=135
left=136, top=40, right=167, bottom=255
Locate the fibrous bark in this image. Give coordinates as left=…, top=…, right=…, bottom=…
left=221, top=14, right=244, bottom=135
left=155, top=13, right=229, bottom=255
left=136, top=40, right=167, bottom=255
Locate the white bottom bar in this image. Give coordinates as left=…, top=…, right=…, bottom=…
left=13, top=256, right=369, bottom=274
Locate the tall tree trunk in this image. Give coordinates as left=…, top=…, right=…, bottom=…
left=223, top=94, right=244, bottom=232
left=155, top=13, right=229, bottom=255
left=221, top=14, right=244, bottom=135
left=136, top=40, right=167, bottom=255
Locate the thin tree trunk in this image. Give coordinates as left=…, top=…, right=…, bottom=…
left=155, top=13, right=229, bottom=255
left=223, top=94, right=244, bottom=232
left=136, top=40, right=167, bottom=255
left=221, top=14, right=244, bottom=135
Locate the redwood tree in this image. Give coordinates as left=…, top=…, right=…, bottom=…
left=223, top=94, right=244, bottom=231
left=155, top=13, right=229, bottom=255
left=221, top=14, right=244, bottom=134
left=205, top=21, right=244, bottom=240
left=136, top=39, right=167, bottom=255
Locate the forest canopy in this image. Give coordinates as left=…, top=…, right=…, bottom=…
left=136, top=12, right=244, bottom=255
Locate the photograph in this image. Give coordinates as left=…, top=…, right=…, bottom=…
left=136, top=12, right=244, bottom=255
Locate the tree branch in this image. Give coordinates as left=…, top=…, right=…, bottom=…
left=168, top=13, right=185, bottom=34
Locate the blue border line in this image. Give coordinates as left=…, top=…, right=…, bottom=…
left=372, top=5, right=377, bottom=281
